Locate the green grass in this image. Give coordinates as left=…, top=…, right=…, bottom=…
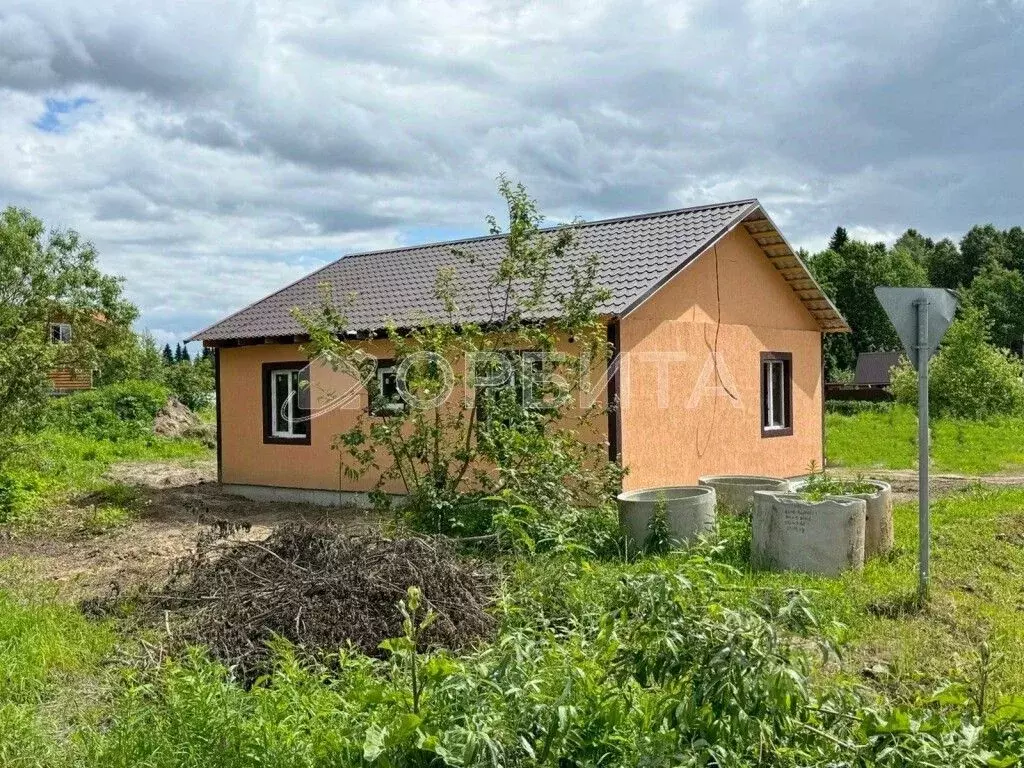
left=826, top=405, right=1024, bottom=474
left=740, top=485, right=1024, bottom=702
left=0, top=429, right=210, bottom=528
left=0, top=563, right=116, bottom=766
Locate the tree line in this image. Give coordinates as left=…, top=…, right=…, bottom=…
left=806, top=222, right=1024, bottom=379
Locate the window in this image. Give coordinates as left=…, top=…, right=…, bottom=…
left=474, top=350, right=551, bottom=423
left=262, top=362, right=311, bottom=444
left=370, top=359, right=406, bottom=416
left=49, top=323, right=72, bottom=344
left=760, top=352, right=792, bottom=437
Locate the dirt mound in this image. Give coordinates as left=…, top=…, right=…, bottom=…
left=153, top=398, right=216, bottom=447
left=139, top=523, right=495, bottom=681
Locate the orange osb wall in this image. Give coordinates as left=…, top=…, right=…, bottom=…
left=48, top=368, right=93, bottom=392
left=617, top=226, right=823, bottom=490
left=218, top=337, right=608, bottom=494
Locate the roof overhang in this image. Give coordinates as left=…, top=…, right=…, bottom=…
left=739, top=207, right=850, bottom=333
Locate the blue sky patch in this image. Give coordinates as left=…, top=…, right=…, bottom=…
left=34, top=97, right=96, bottom=133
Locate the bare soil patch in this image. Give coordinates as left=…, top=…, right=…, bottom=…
left=0, top=459, right=379, bottom=600
left=833, top=468, right=1024, bottom=502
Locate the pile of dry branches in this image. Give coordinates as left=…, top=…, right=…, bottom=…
left=148, top=523, right=495, bottom=681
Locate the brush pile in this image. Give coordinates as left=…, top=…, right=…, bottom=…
left=149, top=523, right=495, bottom=681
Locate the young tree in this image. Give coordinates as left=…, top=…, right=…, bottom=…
left=0, top=207, right=136, bottom=461
left=890, top=304, right=1024, bottom=419
left=162, top=343, right=174, bottom=365
left=296, top=177, right=619, bottom=547
left=96, top=330, right=167, bottom=385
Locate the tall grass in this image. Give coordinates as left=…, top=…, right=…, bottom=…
left=0, top=566, right=115, bottom=767
left=0, top=430, right=209, bottom=527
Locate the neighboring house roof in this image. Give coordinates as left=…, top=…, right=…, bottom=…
left=855, top=351, right=904, bottom=386
left=192, top=199, right=849, bottom=342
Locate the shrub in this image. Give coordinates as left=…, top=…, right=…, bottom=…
left=0, top=471, right=42, bottom=524
left=825, top=400, right=894, bottom=416
left=45, top=380, right=170, bottom=440
left=891, top=304, right=1024, bottom=419
left=163, top=359, right=214, bottom=412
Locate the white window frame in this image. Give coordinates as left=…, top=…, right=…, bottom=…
left=760, top=353, right=792, bottom=436
left=49, top=323, right=72, bottom=344
left=763, top=361, right=786, bottom=429
left=271, top=368, right=303, bottom=439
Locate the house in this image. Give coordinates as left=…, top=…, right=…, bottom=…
left=191, top=199, right=849, bottom=504
left=824, top=351, right=902, bottom=402
left=46, top=319, right=93, bottom=393
left=854, top=351, right=903, bottom=388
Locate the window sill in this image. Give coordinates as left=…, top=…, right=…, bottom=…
left=761, top=426, right=794, bottom=438
left=263, top=434, right=311, bottom=446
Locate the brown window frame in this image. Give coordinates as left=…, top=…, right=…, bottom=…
left=262, top=361, right=312, bottom=445
left=760, top=351, right=793, bottom=438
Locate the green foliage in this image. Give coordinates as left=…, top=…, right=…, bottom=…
left=0, top=429, right=207, bottom=529
left=0, top=572, right=115, bottom=765
left=297, top=177, right=620, bottom=549
left=890, top=305, right=1024, bottom=419
left=824, top=399, right=894, bottom=416
left=95, top=331, right=166, bottom=387
left=962, top=261, right=1024, bottom=351
left=10, top=545, right=1013, bottom=766
left=45, top=380, right=171, bottom=440
left=0, top=206, right=138, bottom=460
left=163, top=357, right=214, bottom=411
left=798, top=470, right=875, bottom=500
left=809, top=238, right=928, bottom=374
left=643, top=492, right=672, bottom=554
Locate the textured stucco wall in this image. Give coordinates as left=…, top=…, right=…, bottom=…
left=218, top=336, right=608, bottom=494
left=617, top=226, right=823, bottom=490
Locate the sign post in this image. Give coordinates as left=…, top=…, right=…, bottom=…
left=875, top=287, right=958, bottom=601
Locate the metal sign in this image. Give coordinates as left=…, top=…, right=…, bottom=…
left=875, top=288, right=958, bottom=371
left=874, top=286, right=958, bottom=600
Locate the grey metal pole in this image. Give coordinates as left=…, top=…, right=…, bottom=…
left=917, top=298, right=930, bottom=601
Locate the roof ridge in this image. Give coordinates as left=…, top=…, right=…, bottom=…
left=333, top=198, right=760, bottom=263
left=188, top=198, right=758, bottom=340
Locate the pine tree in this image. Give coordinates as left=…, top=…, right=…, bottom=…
left=174, top=343, right=183, bottom=363
left=162, top=344, right=174, bottom=365
left=181, top=344, right=191, bottom=363
left=828, top=226, right=849, bottom=252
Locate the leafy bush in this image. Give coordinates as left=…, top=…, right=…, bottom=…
left=45, top=380, right=170, bottom=440
left=0, top=470, right=42, bottom=524
left=163, top=358, right=214, bottom=411
left=58, top=550, right=1024, bottom=766
left=825, top=399, right=894, bottom=416
left=891, top=304, right=1024, bottom=419
left=798, top=471, right=876, bottom=500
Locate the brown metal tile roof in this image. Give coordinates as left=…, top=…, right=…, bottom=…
left=192, top=199, right=848, bottom=342
left=855, top=351, right=904, bottom=386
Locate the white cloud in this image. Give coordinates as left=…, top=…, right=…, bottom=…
left=0, top=0, right=1022, bottom=340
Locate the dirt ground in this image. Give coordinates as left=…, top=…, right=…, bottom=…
left=832, top=468, right=1024, bottom=501
left=0, top=459, right=381, bottom=600
left=5, top=460, right=1024, bottom=601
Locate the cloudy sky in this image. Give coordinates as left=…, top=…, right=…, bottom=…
left=1, top=0, right=1021, bottom=347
